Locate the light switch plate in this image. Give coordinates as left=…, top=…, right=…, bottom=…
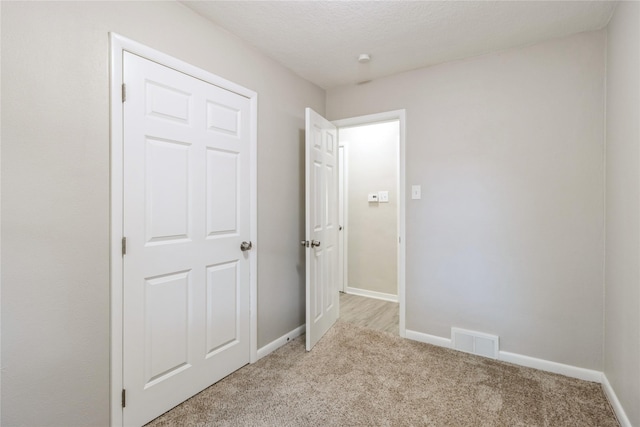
left=368, top=193, right=379, bottom=202
left=411, top=185, right=421, bottom=200
left=378, top=191, right=389, bottom=202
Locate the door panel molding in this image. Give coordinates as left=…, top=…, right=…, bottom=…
left=110, top=33, right=257, bottom=427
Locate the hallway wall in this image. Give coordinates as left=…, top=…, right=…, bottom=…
left=341, top=122, right=398, bottom=297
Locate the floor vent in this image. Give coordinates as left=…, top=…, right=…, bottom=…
left=451, top=328, right=499, bottom=359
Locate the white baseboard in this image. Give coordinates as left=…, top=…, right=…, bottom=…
left=405, top=329, right=452, bottom=348
left=405, top=329, right=602, bottom=383
left=256, top=324, right=305, bottom=360
left=346, top=287, right=398, bottom=303
left=601, top=373, right=632, bottom=427
left=498, top=351, right=602, bottom=382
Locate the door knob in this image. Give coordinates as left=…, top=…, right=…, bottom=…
left=311, top=240, right=321, bottom=248
left=240, top=241, right=253, bottom=251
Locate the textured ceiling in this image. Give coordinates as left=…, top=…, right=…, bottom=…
left=181, top=1, right=616, bottom=89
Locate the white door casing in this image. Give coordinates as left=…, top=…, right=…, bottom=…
left=305, top=108, right=340, bottom=351
left=111, top=33, right=257, bottom=427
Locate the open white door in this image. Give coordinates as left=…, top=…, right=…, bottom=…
left=305, top=108, right=340, bottom=351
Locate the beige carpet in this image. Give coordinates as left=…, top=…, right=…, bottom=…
left=147, top=322, right=619, bottom=426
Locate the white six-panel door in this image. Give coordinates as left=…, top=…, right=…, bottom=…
left=123, top=52, right=251, bottom=426
left=305, top=108, right=339, bottom=351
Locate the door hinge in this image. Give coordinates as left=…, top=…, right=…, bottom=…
left=122, top=237, right=127, bottom=256
left=121, top=389, right=126, bottom=408
left=122, top=83, right=127, bottom=103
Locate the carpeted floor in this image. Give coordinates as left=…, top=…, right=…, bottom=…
left=146, top=321, right=619, bottom=426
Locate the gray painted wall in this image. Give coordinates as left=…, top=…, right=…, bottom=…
left=341, top=122, right=399, bottom=296
left=604, top=2, right=640, bottom=425
left=327, top=30, right=606, bottom=370
left=1, top=1, right=323, bottom=425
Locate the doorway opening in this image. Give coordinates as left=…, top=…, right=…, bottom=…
left=334, top=111, right=406, bottom=337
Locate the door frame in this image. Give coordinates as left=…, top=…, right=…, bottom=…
left=332, top=110, right=406, bottom=337
left=109, top=33, right=258, bottom=427
left=337, top=142, right=348, bottom=293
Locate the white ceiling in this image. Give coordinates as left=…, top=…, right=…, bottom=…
left=181, top=1, right=617, bottom=89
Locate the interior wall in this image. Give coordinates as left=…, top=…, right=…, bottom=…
left=604, top=1, right=640, bottom=425
left=0, top=2, right=324, bottom=425
left=327, top=30, right=606, bottom=370
left=341, top=122, right=398, bottom=296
